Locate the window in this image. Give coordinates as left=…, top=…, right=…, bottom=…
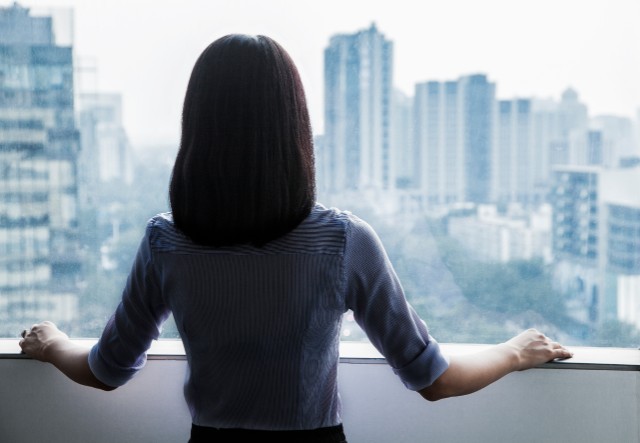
left=1, top=0, right=639, bottom=348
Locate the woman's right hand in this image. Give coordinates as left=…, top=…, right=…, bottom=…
left=502, top=328, right=573, bottom=371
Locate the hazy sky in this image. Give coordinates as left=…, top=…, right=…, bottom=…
left=4, top=0, right=640, bottom=149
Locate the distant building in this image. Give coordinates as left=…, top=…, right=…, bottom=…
left=591, top=115, right=638, bottom=167
left=600, top=167, right=640, bottom=329
left=551, top=88, right=589, bottom=166
left=0, top=3, right=81, bottom=332
left=493, top=90, right=603, bottom=209
left=550, top=165, right=640, bottom=328
left=493, top=99, right=536, bottom=205
left=392, top=89, right=413, bottom=189
left=413, top=74, right=495, bottom=208
left=77, top=93, right=134, bottom=205
left=568, top=129, right=603, bottom=166
left=550, top=166, right=601, bottom=324
left=447, top=203, right=552, bottom=264
left=322, top=23, right=394, bottom=195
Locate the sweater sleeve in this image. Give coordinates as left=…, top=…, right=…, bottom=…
left=88, top=220, right=171, bottom=387
left=343, top=215, right=449, bottom=391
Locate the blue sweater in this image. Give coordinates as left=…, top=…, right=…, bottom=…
left=89, top=203, right=449, bottom=430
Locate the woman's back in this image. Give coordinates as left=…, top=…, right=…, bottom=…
left=90, top=202, right=450, bottom=429
left=91, top=204, right=348, bottom=429
left=150, top=205, right=348, bottom=429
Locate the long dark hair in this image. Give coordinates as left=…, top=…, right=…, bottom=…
left=169, top=34, right=315, bottom=247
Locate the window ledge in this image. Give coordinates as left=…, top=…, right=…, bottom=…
left=1, top=339, right=639, bottom=370
left=339, top=341, right=640, bottom=371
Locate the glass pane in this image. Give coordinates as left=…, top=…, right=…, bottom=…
left=1, top=1, right=638, bottom=348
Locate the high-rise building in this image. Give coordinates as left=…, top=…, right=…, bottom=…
left=600, top=167, right=640, bottom=328
left=551, top=88, right=589, bottom=166
left=413, top=74, right=495, bottom=208
left=550, top=166, right=601, bottom=324
left=322, top=23, right=393, bottom=195
left=591, top=115, right=637, bottom=167
left=78, top=93, right=134, bottom=199
left=550, top=165, right=640, bottom=327
left=493, top=89, right=604, bottom=210
left=392, top=89, right=414, bottom=189
left=463, top=74, right=494, bottom=204
left=530, top=98, right=562, bottom=199
left=0, top=3, right=81, bottom=333
left=493, top=99, right=535, bottom=205
left=413, top=80, right=462, bottom=206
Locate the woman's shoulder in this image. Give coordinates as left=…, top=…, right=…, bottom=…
left=309, top=202, right=367, bottom=225
left=144, top=212, right=195, bottom=251
left=310, top=203, right=375, bottom=235
left=147, top=212, right=176, bottom=233
left=303, top=203, right=382, bottom=249
left=303, top=202, right=374, bottom=238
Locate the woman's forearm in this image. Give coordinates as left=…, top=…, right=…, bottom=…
left=419, top=343, right=518, bottom=401
left=419, top=328, right=572, bottom=401
left=44, top=340, right=116, bottom=391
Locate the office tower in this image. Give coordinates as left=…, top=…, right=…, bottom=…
left=531, top=98, right=562, bottom=198
left=550, top=88, right=589, bottom=166
left=323, top=23, right=394, bottom=195
left=78, top=93, right=134, bottom=201
left=413, top=74, right=495, bottom=208
left=568, top=129, right=603, bottom=166
left=413, top=80, right=462, bottom=206
left=591, top=115, right=638, bottom=167
left=550, top=166, right=601, bottom=324
left=0, top=4, right=81, bottom=333
left=493, top=94, right=601, bottom=207
left=600, top=167, right=640, bottom=328
left=392, top=89, right=414, bottom=188
left=463, top=75, right=494, bottom=204
left=493, top=99, right=535, bottom=205
left=551, top=167, right=600, bottom=264
left=550, top=165, right=640, bottom=327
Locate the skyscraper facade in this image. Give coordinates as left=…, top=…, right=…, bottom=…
left=600, top=167, right=640, bottom=328
left=552, top=88, right=589, bottom=166
left=322, top=23, right=393, bottom=195
left=550, top=166, right=601, bottom=324
left=413, top=80, right=464, bottom=206
left=551, top=164, right=640, bottom=328
left=78, top=93, right=134, bottom=193
left=0, top=4, right=81, bottom=333
left=392, top=88, right=413, bottom=188
left=413, top=74, right=495, bottom=208
left=462, top=74, right=494, bottom=204
left=493, top=98, right=535, bottom=205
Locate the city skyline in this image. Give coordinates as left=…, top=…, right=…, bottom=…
left=2, top=0, right=638, bottom=149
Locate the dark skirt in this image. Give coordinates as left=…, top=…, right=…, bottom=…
left=189, top=423, right=348, bottom=443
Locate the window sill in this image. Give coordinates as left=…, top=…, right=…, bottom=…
left=2, top=339, right=639, bottom=370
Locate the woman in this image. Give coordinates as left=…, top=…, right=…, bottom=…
left=19, top=34, right=573, bottom=443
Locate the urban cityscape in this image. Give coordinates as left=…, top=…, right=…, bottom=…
left=1, top=3, right=639, bottom=346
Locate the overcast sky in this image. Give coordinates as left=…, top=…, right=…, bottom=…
left=5, top=0, right=640, bottom=150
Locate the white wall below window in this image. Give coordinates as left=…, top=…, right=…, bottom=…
left=1, top=344, right=639, bottom=443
